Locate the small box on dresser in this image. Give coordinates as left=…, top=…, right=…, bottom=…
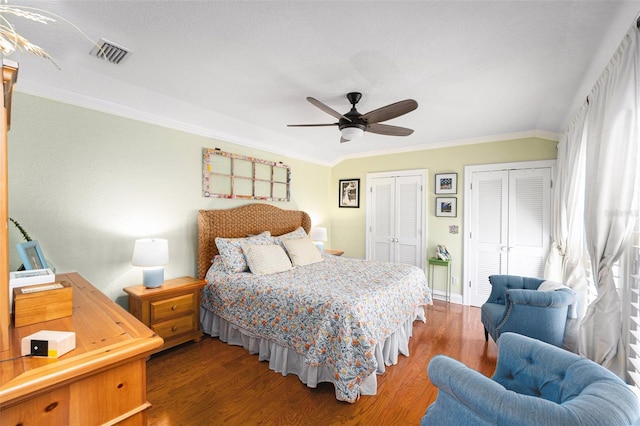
left=13, top=281, right=73, bottom=327
left=124, top=276, right=206, bottom=353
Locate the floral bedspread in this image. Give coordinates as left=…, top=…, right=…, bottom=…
left=202, top=254, right=432, bottom=403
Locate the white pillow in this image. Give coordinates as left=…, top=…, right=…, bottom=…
left=283, top=238, right=324, bottom=266
left=242, top=244, right=293, bottom=275
left=272, top=226, right=308, bottom=248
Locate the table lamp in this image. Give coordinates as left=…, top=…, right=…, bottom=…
left=132, top=238, right=169, bottom=288
left=310, top=227, right=327, bottom=252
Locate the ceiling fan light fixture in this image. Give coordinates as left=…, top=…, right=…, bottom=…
left=341, top=127, right=364, bottom=141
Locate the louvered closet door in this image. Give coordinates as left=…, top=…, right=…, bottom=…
left=396, top=175, right=423, bottom=267
left=469, top=170, right=509, bottom=307
left=469, top=167, right=551, bottom=307
left=370, top=177, right=396, bottom=263
left=368, top=172, right=425, bottom=268
left=507, top=168, right=551, bottom=277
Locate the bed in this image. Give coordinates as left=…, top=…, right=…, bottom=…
left=197, top=204, right=432, bottom=403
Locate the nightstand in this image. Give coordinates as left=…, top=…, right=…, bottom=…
left=324, top=249, right=344, bottom=256
left=124, top=276, right=206, bottom=353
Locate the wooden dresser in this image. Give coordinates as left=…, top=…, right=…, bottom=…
left=0, top=272, right=164, bottom=425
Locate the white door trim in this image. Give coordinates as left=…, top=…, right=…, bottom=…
left=366, top=169, right=427, bottom=271
left=462, top=160, right=556, bottom=305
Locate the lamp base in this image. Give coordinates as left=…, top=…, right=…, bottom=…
left=314, top=241, right=325, bottom=253
left=143, top=267, right=164, bottom=288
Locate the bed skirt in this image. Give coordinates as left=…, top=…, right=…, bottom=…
left=200, top=306, right=425, bottom=401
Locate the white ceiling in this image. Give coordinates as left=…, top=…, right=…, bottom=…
left=8, top=1, right=640, bottom=165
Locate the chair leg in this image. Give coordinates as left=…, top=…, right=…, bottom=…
left=484, top=327, right=489, bottom=342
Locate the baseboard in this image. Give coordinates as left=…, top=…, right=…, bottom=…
left=431, top=290, right=463, bottom=305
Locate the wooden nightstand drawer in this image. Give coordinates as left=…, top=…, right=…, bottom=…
left=150, top=293, right=193, bottom=323
left=152, top=315, right=194, bottom=340
left=124, top=276, right=207, bottom=353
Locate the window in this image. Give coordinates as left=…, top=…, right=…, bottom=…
left=626, top=217, right=640, bottom=385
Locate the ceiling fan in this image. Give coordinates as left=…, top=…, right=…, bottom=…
left=288, top=92, right=418, bottom=143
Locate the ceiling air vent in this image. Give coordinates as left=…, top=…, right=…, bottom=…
left=90, top=38, right=131, bottom=64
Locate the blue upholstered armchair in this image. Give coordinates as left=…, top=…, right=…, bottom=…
left=421, top=332, right=640, bottom=426
left=481, top=275, right=575, bottom=347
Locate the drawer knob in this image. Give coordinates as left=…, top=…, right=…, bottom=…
left=171, top=304, right=177, bottom=310
left=172, top=325, right=177, bottom=332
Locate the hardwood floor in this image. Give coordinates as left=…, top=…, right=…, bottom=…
left=146, top=301, right=498, bottom=425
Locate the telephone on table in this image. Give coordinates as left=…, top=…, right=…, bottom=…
left=436, top=245, right=451, bottom=261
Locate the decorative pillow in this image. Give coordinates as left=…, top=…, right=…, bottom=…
left=242, top=244, right=293, bottom=275
left=215, top=231, right=272, bottom=272
left=210, top=255, right=227, bottom=272
left=272, top=226, right=308, bottom=248
left=283, top=237, right=324, bottom=266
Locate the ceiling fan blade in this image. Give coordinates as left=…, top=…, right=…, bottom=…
left=287, top=123, right=338, bottom=127
left=367, top=123, right=414, bottom=136
left=307, top=97, right=351, bottom=122
left=362, top=99, right=418, bottom=124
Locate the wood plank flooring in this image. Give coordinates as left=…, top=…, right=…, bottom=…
left=146, top=301, right=498, bottom=425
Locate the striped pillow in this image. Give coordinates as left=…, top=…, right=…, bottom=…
left=283, top=237, right=324, bottom=266
left=242, top=244, right=293, bottom=275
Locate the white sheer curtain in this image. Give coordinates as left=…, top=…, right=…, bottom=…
left=547, top=20, right=640, bottom=372
left=579, top=22, right=640, bottom=375
left=545, top=102, right=593, bottom=353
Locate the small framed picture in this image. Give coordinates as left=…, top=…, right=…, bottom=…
left=17, top=240, right=48, bottom=270
left=436, top=197, right=457, bottom=217
left=435, top=173, right=457, bottom=194
left=339, top=178, right=360, bottom=208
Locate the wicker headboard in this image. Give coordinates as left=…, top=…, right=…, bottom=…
left=197, top=204, right=312, bottom=279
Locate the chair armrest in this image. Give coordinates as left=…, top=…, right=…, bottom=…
left=428, top=354, right=573, bottom=425
left=506, top=288, right=575, bottom=308
left=497, top=291, right=576, bottom=346
left=428, top=355, right=512, bottom=423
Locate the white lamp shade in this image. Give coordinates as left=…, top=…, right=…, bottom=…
left=310, top=227, right=328, bottom=242
left=341, top=127, right=364, bottom=141
left=132, top=238, right=169, bottom=267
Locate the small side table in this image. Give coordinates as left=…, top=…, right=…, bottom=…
left=428, top=257, right=451, bottom=302
left=124, top=276, right=206, bottom=353
left=324, top=249, right=344, bottom=256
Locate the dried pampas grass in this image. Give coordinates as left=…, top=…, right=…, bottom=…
left=0, top=2, right=98, bottom=68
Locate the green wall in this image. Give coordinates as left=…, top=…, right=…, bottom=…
left=330, top=137, right=558, bottom=298
left=8, top=93, right=331, bottom=305
left=8, top=92, right=557, bottom=304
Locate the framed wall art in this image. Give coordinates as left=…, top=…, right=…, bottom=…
left=435, top=173, right=457, bottom=194
left=17, top=240, right=48, bottom=270
left=339, top=178, right=360, bottom=208
left=202, top=148, right=291, bottom=201
left=436, top=197, right=457, bottom=217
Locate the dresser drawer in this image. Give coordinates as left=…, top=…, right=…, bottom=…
left=150, top=293, right=193, bottom=323
left=1, top=386, right=70, bottom=425
left=152, top=315, right=195, bottom=339
left=71, top=360, right=147, bottom=425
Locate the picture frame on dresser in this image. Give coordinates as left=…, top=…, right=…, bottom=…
left=16, top=240, right=47, bottom=270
